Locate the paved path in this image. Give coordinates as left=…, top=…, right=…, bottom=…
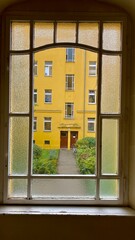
left=58, top=149, right=79, bottom=174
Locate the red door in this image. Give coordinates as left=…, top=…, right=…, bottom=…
left=60, top=131, right=68, bottom=148
left=70, top=131, right=78, bottom=148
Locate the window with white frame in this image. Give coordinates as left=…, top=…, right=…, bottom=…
left=66, top=74, right=74, bottom=90
left=44, top=61, right=52, bottom=76
left=33, top=117, right=37, bottom=131
left=65, top=103, right=74, bottom=118
left=44, top=117, right=52, bottom=131
left=88, top=90, right=96, bottom=104
left=34, top=89, right=37, bottom=104
left=89, top=61, right=97, bottom=76
left=66, top=48, right=75, bottom=62
left=45, top=89, right=52, bottom=103
left=3, top=13, right=129, bottom=205
left=33, top=60, right=38, bottom=76
left=88, top=118, right=95, bottom=132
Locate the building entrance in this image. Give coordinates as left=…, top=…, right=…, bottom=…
left=60, top=131, right=68, bottom=148
left=70, top=131, right=78, bottom=148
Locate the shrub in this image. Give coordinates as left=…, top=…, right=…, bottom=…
left=33, top=144, right=42, bottom=159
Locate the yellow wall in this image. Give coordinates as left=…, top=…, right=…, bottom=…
left=34, top=47, right=97, bottom=149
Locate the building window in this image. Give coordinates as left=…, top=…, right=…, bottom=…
left=88, top=90, right=96, bottom=104
left=89, top=61, right=97, bottom=76
left=66, top=48, right=75, bottom=62
left=66, top=74, right=74, bottom=90
left=44, top=61, right=52, bottom=76
left=33, top=117, right=37, bottom=131
left=33, top=60, right=38, bottom=76
left=44, top=140, right=50, bottom=145
left=88, top=118, right=95, bottom=132
left=45, top=89, right=52, bottom=103
left=44, top=117, right=52, bottom=131
left=33, top=140, right=35, bottom=144
left=34, top=89, right=37, bottom=104
left=65, top=103, right=74, bottom=118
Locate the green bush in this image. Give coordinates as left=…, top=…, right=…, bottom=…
left=75, top=138, right=96, bottom=174
left=33, top=144, right=42, bottom=159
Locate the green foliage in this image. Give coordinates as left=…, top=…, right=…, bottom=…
left=33, top=144, right=42, bottom=159
left=33, top=148, right=59, bottom=174
left=75, top=137, right=96, bottom=174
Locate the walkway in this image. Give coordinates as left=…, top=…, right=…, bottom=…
left=58, top=149, right=79, bottom=174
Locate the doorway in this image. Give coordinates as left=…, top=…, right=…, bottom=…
left=60, top=131, right=68, bottom=148
left=70, top=131, right=78, bottom=148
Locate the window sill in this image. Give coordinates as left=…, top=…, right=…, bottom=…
left=0, top=206, right=135, bottom=216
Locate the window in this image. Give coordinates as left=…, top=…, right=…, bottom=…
left=4, top=13, right=129, bottom=205
left=34, top=89, right=37, bottom=104
left=88, top=90, right=96, bottom=104
left=33, top=60, right=38, bottom=76
left=44, top=140, right=50, bottom=145
left=33, top=117, right=37, bottom=131
left=65, top=103, right=74, bottom=118
left=44, top=117, right=52, bottom=131
left=89, top=61, right=97, bottom=76
left=66, top=74, right=74, bottom=90
left=45, top=89, right=52, bottom=103
left=44, top=61, right=52, bottom=76
left=88, top=118, right=95, bottom=132
left=66, top=48, right=75, bottom=62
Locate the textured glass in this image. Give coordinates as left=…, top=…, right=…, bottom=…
left=8, top=179, right=27, bottom=198
left=34, top=22, right=54, bottom=48
left=32, top=179, right=96, bottom=199
left=103, top=23, right=122, bottom=51
left=9, top=117, right=29, bottom=175
left=10, top=55, right=29, bottom=113
left=100, top=179, right=119, bottom=199
left=101, top=119, right=119, bottom=175
left=57, top=23, right=76, bottom=43
left=79, top=23, right=99, bottom=48
left=11, top=22, right=30, bottom=50
left=101, top=55, right=121, bottom=113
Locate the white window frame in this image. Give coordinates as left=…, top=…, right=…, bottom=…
left=89, top=61, right=97, bottom=76
left=66, top=48, right=75, bottom=62
left=88, top=90, right=96, bottom=104
left=45, top=89, right=52, bottom=103
left=44, top=117, right=52, bottom=131
left=88, top=118, right=95, bottom=132
left=65, top=74, right=74, bottom=90
left=34, top=89, right=37, bottom=104
left=44, top=61, right=52, bottom=76
left=33, top=60, right=38, bottom=76
left=65, top=103, right=74, bottom=119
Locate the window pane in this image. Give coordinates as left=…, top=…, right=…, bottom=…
left=8, top=179, right=27, bottom=198
left=32, top=179, right=96, bottom=199
left=11, top=22, right=30, bottom=50
left=100, top=179, right=119, bottom=199
left=10, top=55, right=30, bottom=113
left=79, top=22, right=99, bottom=48
left=9, top=117, right=29, bottom=175
left=34, top=22, right=54, bottom=48
left=103, top=23, right=122, bottom=51
left=101, top=119, right=119, bottom=175
left=57, top=23, right=76, bottom=43
left=101, top=55, right=121, bottom=114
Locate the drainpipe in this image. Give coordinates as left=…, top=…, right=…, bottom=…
left=83, top=50, right=86, bottom=138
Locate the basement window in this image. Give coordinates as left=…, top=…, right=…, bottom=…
left=2, top=12, right=129, bottom=205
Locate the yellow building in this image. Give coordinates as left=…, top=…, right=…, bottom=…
left=33, top=47, right=97, bottom=149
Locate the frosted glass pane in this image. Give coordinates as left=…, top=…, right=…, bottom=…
left=100, top=179, right=119, bottom=199
left=101, top=119, right=119, bottom=175
left=32, top=179, right=96, bottom=199
left=10, top=55, right=29, bottom=113
left=11, top=22, right=30, bottom=50
left=57, top=23, right=76, bottom=43
left=103, top=23, right=122, bottom=51
left=8, top=179, right=27, bottom=198
left=79, top=23, right=99, bottom=48
left=34, top=22, right=54, bottom=48
left=9, top=117, right=29, bottom=175
left=101, top=55, right=121, bottom=113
